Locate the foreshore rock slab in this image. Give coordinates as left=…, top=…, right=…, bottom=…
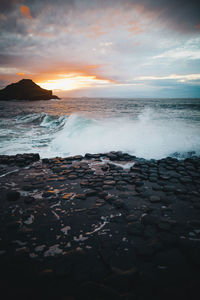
left=0, top=152, right=200, bottom=300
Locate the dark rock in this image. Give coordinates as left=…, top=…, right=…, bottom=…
left=74, top=193, right=86, bottom=200
left=158, top=232, right=177, bottom=246
left=72, top=262, right=91, bottom=282
left=102, top=165, right=109, bottom=171
left=99, top=191, right=109, bottom=198
left=143, top=225, right=158, bottom=238
left=103, top=180, right=116, bottom=185
left=149, top=177, right=157, bottom=182
left=135, top=181, right=144, bottom=187
left=42, top=191, right=56, bottom=198
left=0, top=79, right=59, bottom=101
left=116, top=185, right=126, bottom=191
left=149, top=195, right=161, bottom=203
left=130, top=167, right=141, bottom=173
left=6, top=191, right=20, bottom=201
left=162, top=185, right=176, bottom=192
left=54, top=261, right=72, bottom=278
left=32, top=153, right=40, bottom=161
left=104, top=267, right=138, bottom=292
left=85, top=189, right=98, bottom=197
left=107, top=153, right=118, bottom=160
left=157, top=221, right=171, bottom=231
left=141, top=214, right=159, bottom=225
left=159, top=175, right=171, bottom=180
left=22, top=185, right=35, bottom=191
left=73, top=155, right=83, bottom=160
left=155, top=248, right=186, bottom=266
left=135, top=242, right=155, bottom=257
left=80, top=180, right=89, bottom=187
left=24, top=196, right=35, bottom=204
left=42, top=158, right=49, bottom=164
left=6, top=220, right=21, bottom=230
left=113, top=199, right=126, bottom=209
left=180, top=177, right=192, bottom=184
left=188, top=220, right=200, bottom=226
left=152, top=184, right=163, bottom=191
left=175, top=188, right=187, bottom=195
left=186, top=244, right=200, bottom=264
left=193, top=203, right=200, bottom=209
left=68, top=174, right=78, bottom=180
left=161, top=197, right=173, bottom=205
left=102, top=185, right=113, bottom=190
left=85, top=153, right=94, bottom=159
left=126, top=214, right=138, bottom=222
left=127, top=222, right=144, bottom=236
left=104, top=194, right=116, bottom=204
left=108, top=163, right=123, bottom=171
left=77, top=281, right=121, bottom=300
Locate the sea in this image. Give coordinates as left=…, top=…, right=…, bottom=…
left=0, top=97, right=200, bottom=160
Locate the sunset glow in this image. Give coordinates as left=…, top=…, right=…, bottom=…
left=37, top=75, right=113, bottom=91
left=0, top=0, right=200, bottom=97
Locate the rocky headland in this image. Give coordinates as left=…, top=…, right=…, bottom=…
left=0, top=152, right=200, bottom=300
left=0, top=79, right=59, bottom=101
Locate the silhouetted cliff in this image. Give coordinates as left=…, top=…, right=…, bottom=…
left=0, top=79, right=60, bottom=101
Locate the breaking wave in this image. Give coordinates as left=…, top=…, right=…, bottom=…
left=1, top=108, right=200, bottom=159
left=49, top=111, right=200, bottom=159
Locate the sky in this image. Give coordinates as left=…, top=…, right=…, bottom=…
left=0, top=0, right=200, bottom=98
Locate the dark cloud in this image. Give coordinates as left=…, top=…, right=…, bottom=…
left=129, top=0, right=200, bottom=32
left=1, top=0, right=200, bottom=35
left=0, top=0, right=22, bottom=13
left=23, top=0, right=200, bottom=32
left=0, top=54, right=20, bottom=65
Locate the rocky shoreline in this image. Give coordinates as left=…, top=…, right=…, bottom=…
left=0, top=152, right=200, bottom=300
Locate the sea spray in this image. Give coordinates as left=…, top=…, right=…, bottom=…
left=49, top=111, right=200, bottom=159
left=0, top=99, right=200, bottom=159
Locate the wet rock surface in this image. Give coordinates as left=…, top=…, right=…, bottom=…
left=0, top=152, right=200, bottom=300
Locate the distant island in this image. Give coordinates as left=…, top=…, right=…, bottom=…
left=0, top=79, right=60, bottom=101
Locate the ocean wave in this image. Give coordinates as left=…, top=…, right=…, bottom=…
left=1, top=109, right=200, bottom=159
left=13, top=112, right=66, bottom=128
left=40, top=115, right=66, bottom=130
left=49, top=110, right=200, bottom=159
left=15, top=113, right=46, bottom=124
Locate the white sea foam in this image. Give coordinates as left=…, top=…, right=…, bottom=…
left=49, top=110, right=200, bottom=159
left=1, top=106, right=200, bottom=159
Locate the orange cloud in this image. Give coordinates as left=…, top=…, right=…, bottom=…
left=20, top=5, right=32, bottom=19
left=37, top=74, right=114, bottom=91
left=0, top=62, right=117, bottom=91
left=35, top=72, right=116, bottom=87
left=29, top=63, right=104, bottom=81
left=127, top=21, right=143, bottom=35
left=194, top=23, right=200, bottom=29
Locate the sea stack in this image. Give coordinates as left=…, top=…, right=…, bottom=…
left=0, top=79, right=60, bottom=101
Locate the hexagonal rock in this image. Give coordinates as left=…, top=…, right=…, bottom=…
left=149, top=195, right=161, bottom=203
left=103, top=180, right=116, bottom=185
